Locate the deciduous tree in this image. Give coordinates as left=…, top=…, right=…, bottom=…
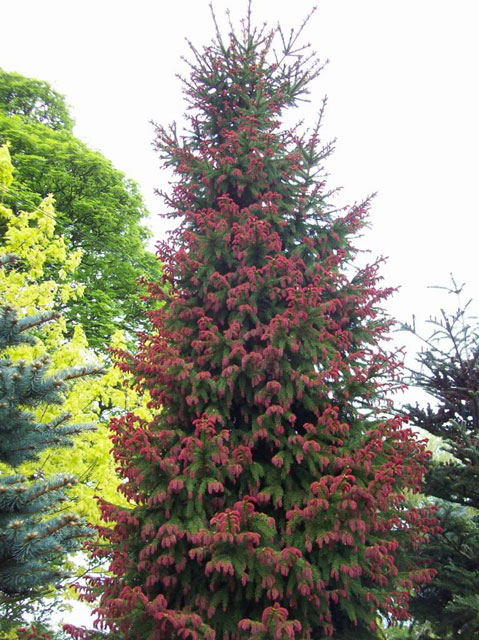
left=0, top=69, right=161, bottom=350
left=0, top=144, right=153, bottom=635
left=0, top=144, right=152, bottom=527
left=0, top=147, right=99, bottom=637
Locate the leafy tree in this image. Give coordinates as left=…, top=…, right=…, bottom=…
left=0, top=70, right=73, bottom=131
left=0, top=144, right=154, bottom=636
left=0, top=146, right=93, bottom=636
left=0, top=68, right=161, bottom=350
left=0, top=143, right=152, bottom=526
left=69, top=9, right=438, bottom=640
left=402, top=283, right=479, bottom=638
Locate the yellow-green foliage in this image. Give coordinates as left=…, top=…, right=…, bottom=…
left=0, top=144, right=153, bottom=524
left=0, top=142, right=13, bottom=193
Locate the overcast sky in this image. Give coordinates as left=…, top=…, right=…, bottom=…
left=2, top=0, right=478, bottom=626
left=3, top=0, right=478, bottom=328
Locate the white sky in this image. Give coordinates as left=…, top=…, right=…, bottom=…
left=2, top=0, right=478, bottom=626
left=2, top=0, right=478, bottom=328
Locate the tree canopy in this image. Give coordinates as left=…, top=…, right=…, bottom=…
left=0, top=143, right=154, bottom=526
left=0, top=145, right=96, bottom=637
left=0, top=70, right=74, bottom=130
left=0, top=141, right=158, bottom=637
left=0, top=68, right=162, bottom=351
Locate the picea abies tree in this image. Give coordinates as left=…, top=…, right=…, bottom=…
left=73, top=7, right=438, bottom=639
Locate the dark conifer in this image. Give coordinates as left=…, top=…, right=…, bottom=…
left=404, top=283, right=479, bottom=638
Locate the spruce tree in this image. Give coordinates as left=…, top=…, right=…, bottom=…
left=403, top=284, right=479, bottom=638
left=0, top=295, right=101, bottom=622
left=73, top=9, right=437, bottom=639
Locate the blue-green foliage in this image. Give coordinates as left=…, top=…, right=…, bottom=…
left=0, top=303, right=100, bottom=600
left=0, top=307, right=99, bottom=468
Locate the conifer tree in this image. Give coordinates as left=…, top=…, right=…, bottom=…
left=403, top=284, right=479, bottom=638
left=0, top=300, right=101, bottom=621
left=72, top=8, right=438, bottom=639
